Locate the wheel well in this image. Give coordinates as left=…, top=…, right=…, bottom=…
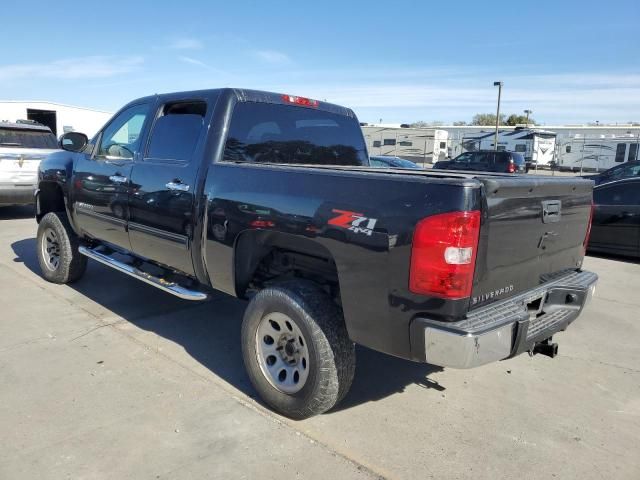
left=36, top=182, right=65, bottom=222
left=234, top=231, right=341, bottom=304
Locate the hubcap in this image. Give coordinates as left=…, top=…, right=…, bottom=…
left=40, top=227, right=61, bottom=271
left=255, top=312, right=310, bottom=394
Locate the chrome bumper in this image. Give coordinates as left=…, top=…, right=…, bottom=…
left=414, top=270, right=598, bottom=369
left=0, top=183, right=37, bottom=205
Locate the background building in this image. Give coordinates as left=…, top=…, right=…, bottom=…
left=0, top=101, right=112, bottom=137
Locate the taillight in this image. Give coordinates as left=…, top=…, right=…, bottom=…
left=250, top=219, right=275, bottom=228
left=583, top=203, right=594, bottom=254
left=281, top=94, right=319, bottom=108
left=410, top=210, right=481, bottom=299
left=507, top=160, right=516, bottom=173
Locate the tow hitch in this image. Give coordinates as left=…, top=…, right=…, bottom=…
left=531, top=338, right=559, bottom=358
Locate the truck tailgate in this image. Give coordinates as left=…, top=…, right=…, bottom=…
left=471, top=175, right=593, bottom=309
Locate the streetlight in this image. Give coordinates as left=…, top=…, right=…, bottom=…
left=493, top=81, right=503, bottom=151
left=524, top=109, right=532, bottom=124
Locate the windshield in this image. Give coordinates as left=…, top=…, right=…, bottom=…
left=390, top=158, right=420, bottom=169
left=603, top=162, right=640, bottom=178
left=0, top=127, right=57, bottom=149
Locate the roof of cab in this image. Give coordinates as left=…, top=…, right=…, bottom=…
left=124, top=88, right=356, bottom=118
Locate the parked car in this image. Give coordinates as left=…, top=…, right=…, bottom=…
left=433, top=150, right=527, bottom=173
left=582, top=161, right=640, bottom=186
left=0, top=121, right=58, bottom=206
left=36, top=88, right=596, bottom=419
left=588, top=178, right=640, bottom=257
left=369, top=155, right=421, bottom=169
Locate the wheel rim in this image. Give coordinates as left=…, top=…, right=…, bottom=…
left=255, top=312, right=310, bottom=394
left=40, top=227, right=61, bottom=271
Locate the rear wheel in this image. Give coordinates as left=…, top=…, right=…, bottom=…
left=241, top=281, right=355, bottom=420
left=37, top=212, right=87, bottom=284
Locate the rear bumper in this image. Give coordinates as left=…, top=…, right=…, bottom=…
left=0, top=184, right=36, bottom=206
left=410, top=270, right=598, bottom=368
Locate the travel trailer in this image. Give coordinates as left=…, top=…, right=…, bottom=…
left=460, top=128, right=557, bottom=168
left=361, top=126, right=448, bottom=165
left=556, top=134, right=640, bottom=172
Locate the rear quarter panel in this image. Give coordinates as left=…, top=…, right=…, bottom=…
left=202, top=163, right=479, bottom=358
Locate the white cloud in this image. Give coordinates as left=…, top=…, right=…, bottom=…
left=169, top=37, right=204, bottom=50
left=178, top=56, right=209, bottom=68
left=0, top=56, right=143, bottom=81
left=254, top=50, right=292, bottom=65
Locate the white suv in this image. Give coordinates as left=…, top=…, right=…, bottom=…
left=0, top=121, right=58, bottom=206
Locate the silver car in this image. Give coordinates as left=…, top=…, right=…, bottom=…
left=0, top=121, right=59, bottom=206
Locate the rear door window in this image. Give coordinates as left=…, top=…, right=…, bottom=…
left=223, top=102, right=367, bottom=166
left=145, top=101, right=207, bottom=162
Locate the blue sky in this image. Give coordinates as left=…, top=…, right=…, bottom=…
left=1, top=0, right=639, bottom=124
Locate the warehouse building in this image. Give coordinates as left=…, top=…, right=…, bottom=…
left=0, top=101, right=112, bottom=137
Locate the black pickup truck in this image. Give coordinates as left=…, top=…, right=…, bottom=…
left=35, top=88, right=597, bottom=419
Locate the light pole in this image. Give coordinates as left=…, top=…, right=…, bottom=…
left=493, top=81, right=503, bottom=151
left=524, top=109, right=532, bottom=125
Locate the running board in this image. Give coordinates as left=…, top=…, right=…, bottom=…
left=78, top=246, right=208, bottom=301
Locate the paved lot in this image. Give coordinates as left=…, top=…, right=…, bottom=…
left=1, top=206, right=638, bottom=480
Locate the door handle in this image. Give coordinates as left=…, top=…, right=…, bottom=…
left=166, top=181, right=190, bottom=192
left=620, top=211, right=634, bottom=218
left=109, top=174, right=128, bottom=184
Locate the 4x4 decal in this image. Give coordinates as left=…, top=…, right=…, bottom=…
left=328, top=209, right=378, bottom=236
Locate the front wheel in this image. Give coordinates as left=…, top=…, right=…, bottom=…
left=241, top=281, right=355, bottom=420
left=36, top=212, right=87, bottom=284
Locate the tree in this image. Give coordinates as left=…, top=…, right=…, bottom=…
left=453, top=121, right=467, bottom=126
left=471, top=113, right=506, bottom=126
left=409, top=121, right=444, bottom=128
left=505, top=114, right=536, bottom=125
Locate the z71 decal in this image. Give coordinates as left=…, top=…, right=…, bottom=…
left=328, top=209, right=378, bottom=236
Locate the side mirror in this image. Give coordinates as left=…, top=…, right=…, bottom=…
left=59, top=132, right=88, bottom=152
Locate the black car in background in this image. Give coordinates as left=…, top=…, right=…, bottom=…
left=432, top=150, right=527, bottom=173
left=369, top=155, right=421, bottom=169
left=588, top=178, right=640, bottom=257
left=583, top=161, right=640, bottom=186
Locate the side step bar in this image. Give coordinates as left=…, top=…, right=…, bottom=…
left=78, top=246, right=208, bottom=301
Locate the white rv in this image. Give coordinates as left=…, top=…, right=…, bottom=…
left=460, top=127, right=557, bottom=168
left=361, top=126, right=449, bottom=165
left=556, top=134, right=640, bottom=172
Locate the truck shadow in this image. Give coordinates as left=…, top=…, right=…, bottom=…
left=11, top=237, right=445, bottom=414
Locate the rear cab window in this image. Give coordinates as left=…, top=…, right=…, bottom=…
left=223, top=102, right=367, bottom=166
left=0, top=127, right=57, bottom=149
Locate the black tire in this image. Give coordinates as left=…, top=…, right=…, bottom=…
left=36, top=212, right=87, bottom=284
left=241, top=281, right=355, bottom=420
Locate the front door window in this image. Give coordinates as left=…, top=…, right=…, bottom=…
left=97, top=104, right=151, bottom=159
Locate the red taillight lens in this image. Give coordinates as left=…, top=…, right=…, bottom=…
left=507, top=161, right=516, bottom=173
left=281, top=94, right=319, bottom=108
left=410, top=210, right=481, bottom=299
left=583, top=203, right=594, bottom=254
left=250, top=219, right=275, bottom=228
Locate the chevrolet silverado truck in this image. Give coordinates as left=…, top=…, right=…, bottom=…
left=35, top=88, right=597, bottom=419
